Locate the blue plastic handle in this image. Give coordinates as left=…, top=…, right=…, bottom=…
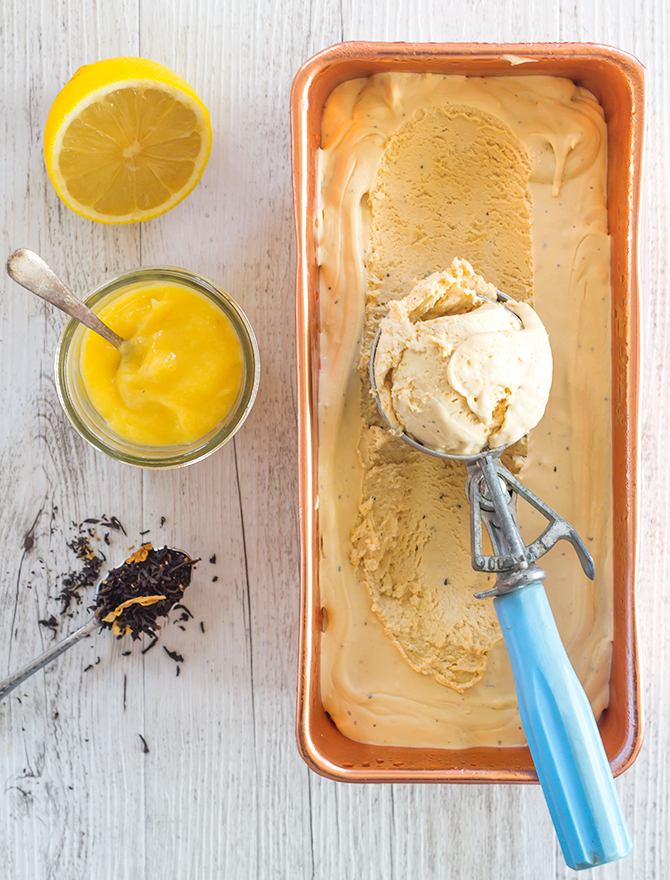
left=494, top=582, right=631, bottom=871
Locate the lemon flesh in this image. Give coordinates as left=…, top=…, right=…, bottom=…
left=44, top=58, right=211, bottom=223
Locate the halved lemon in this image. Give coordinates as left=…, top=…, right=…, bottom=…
left=44, top=57, right=212, bottom=223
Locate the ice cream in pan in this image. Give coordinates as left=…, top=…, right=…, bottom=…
left=316, top=72, right=627, bottom=866
left=318, top=73, right=613, bottom=725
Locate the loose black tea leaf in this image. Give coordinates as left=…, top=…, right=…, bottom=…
left=38, top=615, right=59, bottom=631
left=83, top=664, right=94, bottom=673
left=174, top=604, right=193, bottom=619
left=139, top=734, right=150, bottom=754
left=209, top=554, right=216, bottom=564
left=121, top=651, right=132, bottom=656
left=93, top=545, right=198, bottom=641
left=175, top=665, right=180, bottom=677
left=141, top=637, right=159, bottom=654
left=83, top=515, right=126, bottom=535
left=160, top=517, right=166, bottom=528
left=200, top=622, right=205, bottom=634
left=108, top=516, right=127, bottom=535
left=163, top=647, right=184, bottom=663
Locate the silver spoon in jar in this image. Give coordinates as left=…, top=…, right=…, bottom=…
left=6, top=248, right=127, bottom=350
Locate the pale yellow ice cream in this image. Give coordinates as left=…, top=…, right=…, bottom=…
left=317, top=73, right=613, bottom=748
left=373, top=260, right=553, bottom=455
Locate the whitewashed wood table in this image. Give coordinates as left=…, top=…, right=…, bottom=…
left=0, top=1, right=667, bottom=878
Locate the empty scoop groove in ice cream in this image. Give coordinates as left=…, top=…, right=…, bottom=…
left=374, top=259, right=553, bottom=455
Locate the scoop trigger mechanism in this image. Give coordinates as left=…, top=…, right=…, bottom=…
left=468, top=454, right=595, bottom=599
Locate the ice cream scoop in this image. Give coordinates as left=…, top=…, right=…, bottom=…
left=373, top=260, right=552, bottom=456
left=369, top=271, right=631, bottom=871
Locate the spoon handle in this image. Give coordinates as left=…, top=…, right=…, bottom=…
left=6, top=248, right=126, bottom=350
left=0, top=617, right=100, bottom=701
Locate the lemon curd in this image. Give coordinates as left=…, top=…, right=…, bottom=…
left=80, top=281, right=244, bottom=446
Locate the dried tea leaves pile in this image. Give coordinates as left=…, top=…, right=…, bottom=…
left=93, top=544, right=198, bottom=639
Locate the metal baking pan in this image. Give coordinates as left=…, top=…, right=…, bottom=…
left=291, top=41, right=645, bottom=782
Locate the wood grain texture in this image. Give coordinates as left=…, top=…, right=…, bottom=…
left=0, top=0, right=666, bottom=878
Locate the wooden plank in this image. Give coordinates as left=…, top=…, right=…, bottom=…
left=556, top=2, right=670, bottom=875
left=0, top=2, right=146, bottom=879
left=135, top=0, right=337, bottom=876
left=139, top=461, right=258, bottom=880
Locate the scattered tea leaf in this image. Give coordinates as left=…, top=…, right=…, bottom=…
left=108, top=516, right=126, bottom=535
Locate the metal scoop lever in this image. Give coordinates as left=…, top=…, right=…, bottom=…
left=369, top=324, right=631, bottom=871
left=467, top=454, right=595, bottom=596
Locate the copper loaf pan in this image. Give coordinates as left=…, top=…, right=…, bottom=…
left=291, top=42, right=645, bottom=783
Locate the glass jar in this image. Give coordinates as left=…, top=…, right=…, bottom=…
left=56, top=266, right=260, bottom=468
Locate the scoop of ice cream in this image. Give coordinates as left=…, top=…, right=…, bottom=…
left=374, top=259, right=552, bottom=455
